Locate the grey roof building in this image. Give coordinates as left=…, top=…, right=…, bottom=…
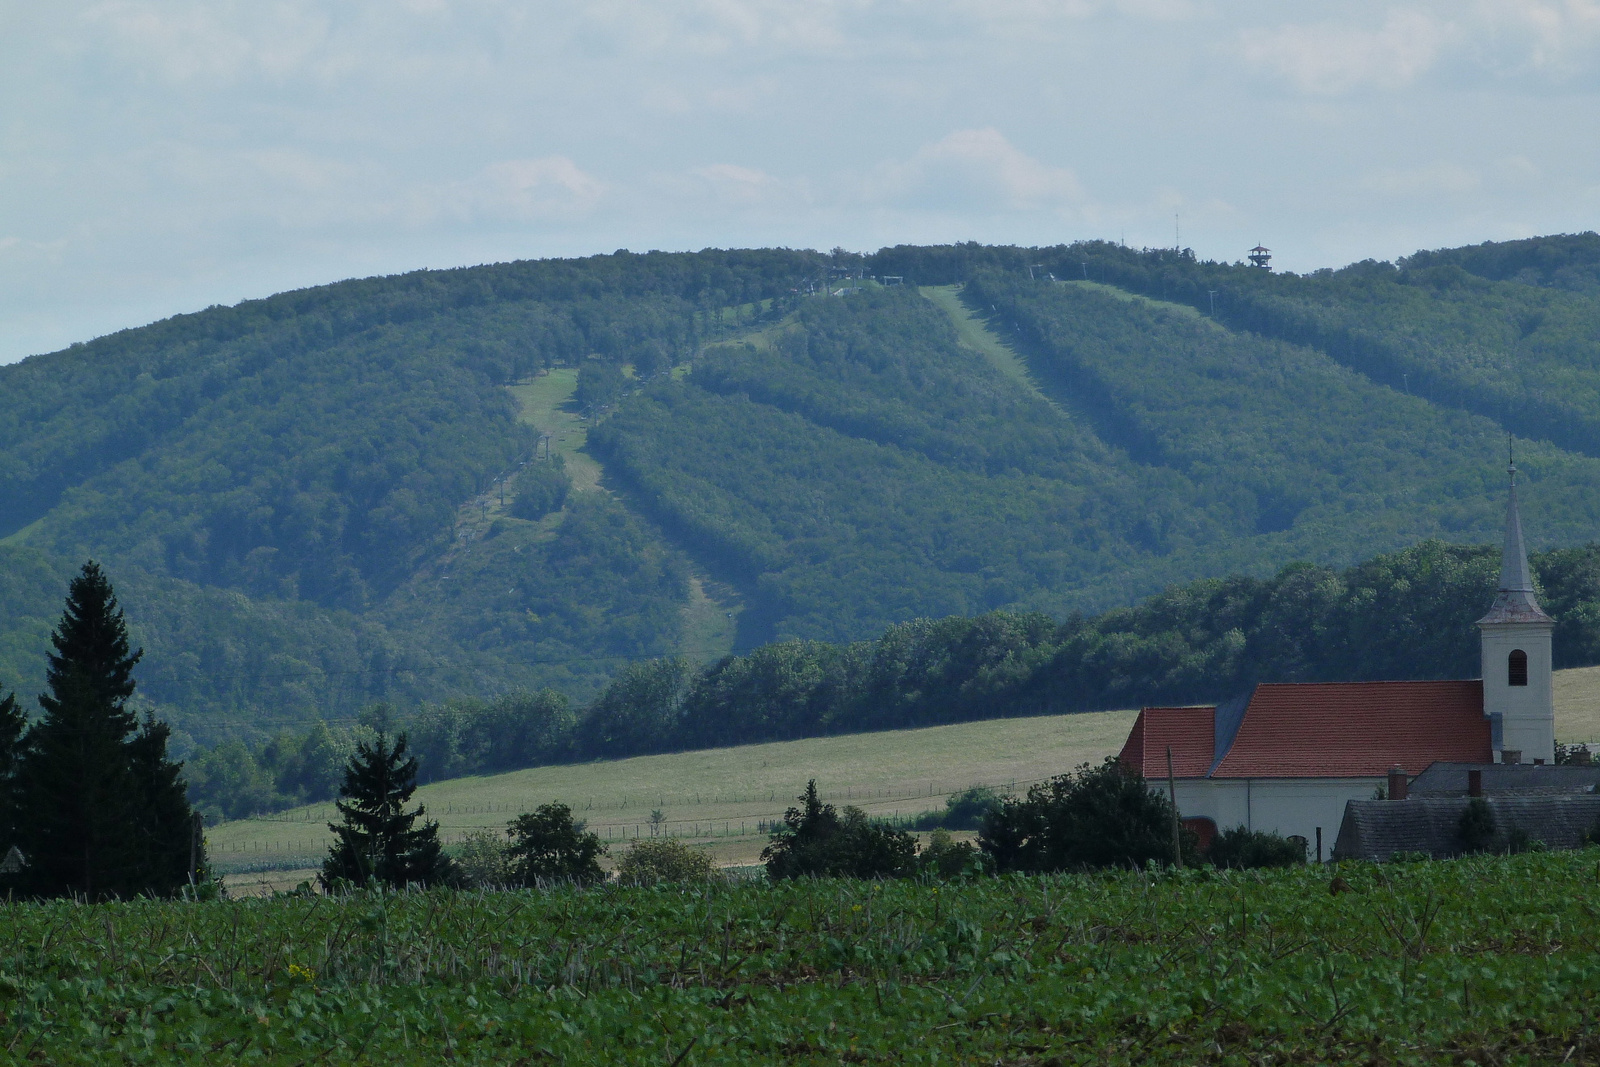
left=1333, top=795, right=1600, bottom=861
left=1409, top=762, right=1600, bottom=798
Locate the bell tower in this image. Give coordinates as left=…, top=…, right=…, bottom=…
left=1477, top=456, right=1554, bottom=763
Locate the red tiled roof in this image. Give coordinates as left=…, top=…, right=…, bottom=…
left=1118, top=706, right=1215, bottom=779
left=1211, top=681, right=1490, bottom=779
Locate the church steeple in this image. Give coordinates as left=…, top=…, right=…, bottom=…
left=1478, top=455, right=1551, bottom=625
left=1478, top=450, right=1554, bottom=764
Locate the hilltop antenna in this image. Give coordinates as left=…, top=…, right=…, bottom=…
left=1175, top=213, right=1180, bottom=251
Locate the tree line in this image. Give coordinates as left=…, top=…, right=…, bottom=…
left=189, top=536, right=1600, bottom=820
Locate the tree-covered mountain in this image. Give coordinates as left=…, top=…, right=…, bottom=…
left=6, top=235, right=1600, bottom=750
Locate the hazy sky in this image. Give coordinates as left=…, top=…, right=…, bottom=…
left=2, top=0, right=1598, bottom=363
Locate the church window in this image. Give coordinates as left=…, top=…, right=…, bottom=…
left=1508, top=649, right=1528, bottom=687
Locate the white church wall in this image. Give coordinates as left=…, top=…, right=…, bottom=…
left=1157, top=776, right=1381, bottom=862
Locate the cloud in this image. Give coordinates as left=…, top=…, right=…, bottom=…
left=404, top=157, right=606, bottom=226
left=80, top=1, right=335, bottom=84
left=1361, top=163, right=1482, bottom=197
left=687, top=164, right=802, bottom=207
left=1475, top=0, right=1600, bottom=77
left=870, top=128, right=1084, bottom=213
left=1238, top=10, right=1448, bottom=94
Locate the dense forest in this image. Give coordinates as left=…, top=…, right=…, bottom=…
left=6, top=234, right=1600, bottom=761
left=187, top=537, right=1600, bottom=819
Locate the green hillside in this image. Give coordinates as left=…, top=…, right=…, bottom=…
left=7, top=236, right=1600, bottom=748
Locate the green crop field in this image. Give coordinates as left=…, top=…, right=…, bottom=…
left=3, top=852, right=1599, bottom=1064
left=209, top=709, right=1140, bottom=890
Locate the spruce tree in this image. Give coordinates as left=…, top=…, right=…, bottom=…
left=0, top=685, right=26, bottom=866
left=127, top=713, right=202, bottom=893
left=322, top=732, right=456, bottom=889
left=15, top=561, right=198, bottom=898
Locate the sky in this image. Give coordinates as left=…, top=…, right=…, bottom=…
left=2, top=0, right=1598, bottom=364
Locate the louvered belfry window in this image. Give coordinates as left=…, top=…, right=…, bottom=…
left=1508, top=649, right=1529, bottom=687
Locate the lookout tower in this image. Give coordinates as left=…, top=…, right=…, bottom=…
left=1478, top=457, right=1555, bottom=764
left=1247, top=245, right=1272, bottom=270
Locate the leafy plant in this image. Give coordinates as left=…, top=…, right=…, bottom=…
left=1458, top=797, right=1497, bottom=853
left=762, top=780, right=918, bottom=880
left=452, top=830, right=514, bottom=888
left=1205, top=826, right=1305, bottom=869
left=979, top=760, right=1190, bottom=872
left=509, top=457, right=571, bottom=521
left=505, top=802, right=606, bottom=886
left=615, top=837, right=716, bottom=886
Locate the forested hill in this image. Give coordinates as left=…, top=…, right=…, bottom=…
left=5, top=235, right=1600, bottom=748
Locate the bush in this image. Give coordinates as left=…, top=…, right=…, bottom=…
left=916, top=828, right=989, bottom=879
left=509, top=458, right=571, bottom=521
left=615, top=838, right=716, bottom=886
left=506, top=803, right=607, bottom=886
left=762, top=781, right=918, bottom=880
left=912, top=786, right=1002, bottom=831
left=453, top=831, right=514, bottom=888
left=979, top=760, right=1193, bottom=873
left=1458, top=797, right=1496, bottom=853
left=1205, top=826, right=1305, bottom=869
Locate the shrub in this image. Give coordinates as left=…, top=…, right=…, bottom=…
left=762, top=781, right=918, bottom=880
left=1506, top=826, right=1545, bottom=854
left=916, top=828, right=988, bottom=879
left=509, top=458, right=571, bottom=521
left=506, top=803, right=607, bottom=886
left=912, top=786, right=1002, bottom=831
left=979, top=760, right=1193, bottom=873
left=1205, top=826, right=1305, bottom=869
left=454, top=831, right=514, bottom=888
left=616, top=838, right=716, bottom=886
left=1458, top=797, right=1496, bottom=853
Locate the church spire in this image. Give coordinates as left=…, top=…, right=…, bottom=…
left=1479, top=450, right=1551, bottom=624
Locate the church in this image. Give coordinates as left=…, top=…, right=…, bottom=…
left=1115, top=462, right=1556, bottom=858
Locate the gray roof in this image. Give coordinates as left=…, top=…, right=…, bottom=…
left=1334, top=795, right=1600, bottom=861
left=1478, top=466, right=1552, bottom=625
left=1409, top=761, right=1600, bottom=797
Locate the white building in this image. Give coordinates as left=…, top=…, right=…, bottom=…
left=1115, top=461, right=1556, bottom=858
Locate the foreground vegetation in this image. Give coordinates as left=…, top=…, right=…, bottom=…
left=1, top=851, right=1596, bottom=1063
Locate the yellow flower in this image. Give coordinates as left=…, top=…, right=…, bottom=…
left=287, top=963, right=316, bottom=982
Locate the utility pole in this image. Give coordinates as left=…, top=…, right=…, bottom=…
left=189, top=810, right=203, bottom=890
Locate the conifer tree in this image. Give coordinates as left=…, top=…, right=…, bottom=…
left=0, top=685, right=26, bottom=861
left=16, top=561, right=199, bottom=898
left=322, top=731, right=456, bottom=889
left=127, top=713, right=202, bottom=892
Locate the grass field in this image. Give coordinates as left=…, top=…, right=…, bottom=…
left=506, top=369, right=604, bottom=492
left=5, top=852, right=1600, bottom=1064
left=210, top=708, right=1140, bottom=886
left=212, top=663, right=1600, bottom=890
left=921, top=284, right=1053, bottom=404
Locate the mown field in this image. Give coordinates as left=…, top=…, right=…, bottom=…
left=4, top=851, right=1599, bottom=1064
left=210, top=709, right=1140, bottom=890
left=211, top=666, right=1600, bottom=891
